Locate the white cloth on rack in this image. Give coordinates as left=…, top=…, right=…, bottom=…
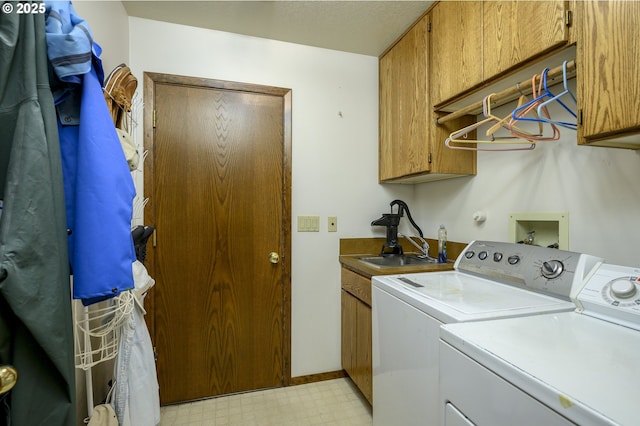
left=87, top=403, right=118, bottom=426
left=112, top=261, right=160, bottom=426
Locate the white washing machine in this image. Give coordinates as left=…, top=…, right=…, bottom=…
left=440, top=262, right=640, bottom=426
left=371, top=240, right=602, bottom=426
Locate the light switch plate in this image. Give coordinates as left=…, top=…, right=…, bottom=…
left=297, top=215, right=320, bottom=232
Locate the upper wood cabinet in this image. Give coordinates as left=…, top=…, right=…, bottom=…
left=430, top=1, right=483, bottom=106
left=379, top=13, right=476, bottom=183
left=577, top=1, right=640, bottom=148
left=431, top=0, right=570, bottom=107
left=379, top=15, right=429, bottom=180
left=483, top=1, right=569, bottom=80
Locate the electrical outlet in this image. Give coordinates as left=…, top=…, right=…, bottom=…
left=328, top=216, right=337, bottom=232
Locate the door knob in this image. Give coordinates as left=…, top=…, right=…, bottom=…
left=269, top=252, right=280, bottom=264
left=0, top=365, right=17, bottom=395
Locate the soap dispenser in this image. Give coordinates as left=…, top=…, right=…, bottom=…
left=438, top=224, right=447, bottom=263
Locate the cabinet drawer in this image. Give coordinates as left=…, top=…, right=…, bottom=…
left=341, top=268, right=371, bottom=306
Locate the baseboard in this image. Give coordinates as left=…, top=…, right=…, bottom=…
left=290, top=370, right=347, bottom=386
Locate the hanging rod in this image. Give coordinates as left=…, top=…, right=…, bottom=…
left=436, top=60, right=576, bottom=125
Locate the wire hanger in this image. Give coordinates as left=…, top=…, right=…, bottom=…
left=445, top=94, right=536, bottom=151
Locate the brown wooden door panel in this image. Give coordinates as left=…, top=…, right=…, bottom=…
left=145, top=74, right=291, bottom=404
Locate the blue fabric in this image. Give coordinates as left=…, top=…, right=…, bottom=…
left=45, top=1, right=136, bottom=305
left=44, top=1, right=93, bottom=81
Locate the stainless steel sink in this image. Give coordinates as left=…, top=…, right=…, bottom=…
left=358, top=254, right=437, bottom=268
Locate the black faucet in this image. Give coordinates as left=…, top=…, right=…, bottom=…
left=371, top=213, right=403, bottom=255
left=371, top=200, right=425, bottom=256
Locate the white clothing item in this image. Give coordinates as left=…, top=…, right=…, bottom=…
left=87, top=403, right=118, bottom=426
left=131, top=260, right=155, bottom=314
left=115, top=128, right=139, bottom=171
left=113, top=261, right=160, bottom=426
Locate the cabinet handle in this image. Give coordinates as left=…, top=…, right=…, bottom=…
left=565, top=10, right=573, bottom=27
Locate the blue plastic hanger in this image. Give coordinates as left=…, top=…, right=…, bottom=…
left=512, top=67, right=576, bottom=129
left=511, top=68, right=552, bottom=123
left=535, top=61, right=577, bottom=130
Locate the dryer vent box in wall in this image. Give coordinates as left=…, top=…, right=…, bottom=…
left=509, top=212, right=569, bottom=250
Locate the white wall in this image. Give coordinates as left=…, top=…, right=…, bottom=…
left=128, top=17, right=412, bottom=377
left=413, top=81, right=640, bottom=267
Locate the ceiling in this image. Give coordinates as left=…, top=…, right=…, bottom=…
left=122, top=1, right=434, bottom=57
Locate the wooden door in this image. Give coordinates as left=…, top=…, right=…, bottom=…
left=143, top=73, right=292, bottom=404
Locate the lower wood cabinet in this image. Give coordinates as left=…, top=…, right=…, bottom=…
left=341, top=268, right=373, bottom=404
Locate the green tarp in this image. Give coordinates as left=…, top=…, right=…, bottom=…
left=0, top=6, right=76, bottom=426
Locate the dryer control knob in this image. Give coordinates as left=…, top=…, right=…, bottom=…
left=610, top=278, right=637, bottom=299
left=541, top=260, right=564, bottom=279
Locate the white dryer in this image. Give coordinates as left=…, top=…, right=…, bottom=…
left=440, top=262, right=640, bottom=426
left=372, top=241, right=601, bottom=426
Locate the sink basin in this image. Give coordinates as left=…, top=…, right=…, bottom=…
left=358, top=254, right=437, bottom=268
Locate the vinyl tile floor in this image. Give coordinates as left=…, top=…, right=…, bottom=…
left=158, top=378, right=373, bottom=426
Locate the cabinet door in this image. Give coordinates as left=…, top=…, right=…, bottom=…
left=355, top=300, right=372, bottom=404
left=379, top=14, right=430, bottom=181
left=483, top=1, right=568, bottom=79
left=430, top=1, right=483, bottom=106
left=578, top=1, right=640, bottom=146
left=341, top=289, right=373, bottom=404
left=341, top=290, right=357, bottom=377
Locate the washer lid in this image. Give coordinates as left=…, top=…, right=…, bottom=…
left=441, top=312, right=640, bottom=426
left=373, top=271, right=574, bottom=322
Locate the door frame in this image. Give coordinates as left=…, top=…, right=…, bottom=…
left=142, top=71, right=293, bottom=387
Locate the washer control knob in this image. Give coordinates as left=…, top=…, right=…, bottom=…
left=610, top=278, right=637, bottom=299
left=465, top=251, right=475, bottom=259
left=507, top=255, right=520, bottom=265
left=541, top=260, right=564, bottom=279
left=493, top=253, right=503, bottom=262
left=478, top=251, right=488, bottom=260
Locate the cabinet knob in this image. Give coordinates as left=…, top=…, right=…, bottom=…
left=269, top=252, right=280, bottom=264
